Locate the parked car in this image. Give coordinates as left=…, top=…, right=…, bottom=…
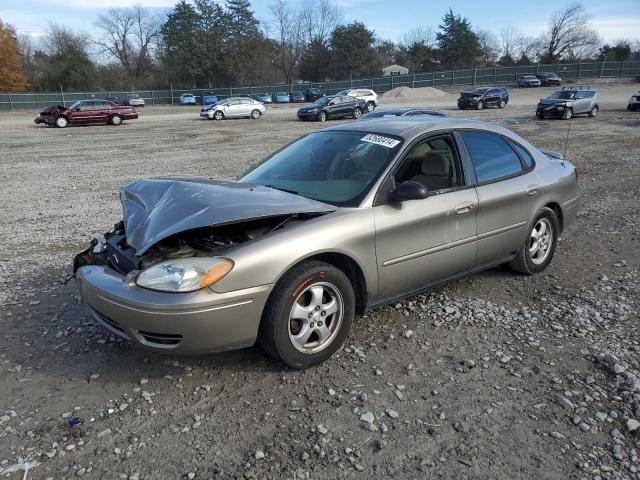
left=273, top=92, right=291, bottom=103
left=290, top=91, right=306, bottom=103
left=536, top=86, right=599, bottom=120
left=202, top=93, right=218, bottom=106
left=305, top=88, right=325, bottom=102
left=34, top=100, right=138, bottom=128
left=123, top=94, right=145, bottom=107
left=360, top=107, right=448, bottom=120
left=627, top=91, right=640, bottom=111
left=457, top=87, right=509, bottom=110
left=74, top=116, right=579, bottom=368
left=200, top=97, right=265, bottom=120
left=517, top=75, right=541, bottom=87
left=297, top=95, right=366, bottom=121
left=536, top=72, right=562, bottom=86
left=336, top=89, right=379, bottom=112
left=104, top=96, right=121, bottom=105
left=255, top=93, right=272, bottom=104
left=180, top=94, right=197, bottom=105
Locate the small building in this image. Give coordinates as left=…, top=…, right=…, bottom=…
left=382, top=64, right=409, bottom=76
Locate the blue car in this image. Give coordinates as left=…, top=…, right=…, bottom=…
left=255, top=93, right=272, bottom=103
left=273, top=92, right=290, bottom=103
left=180, top=93, right=197, bottom=105
left=202, top=94, right=218, bottom=105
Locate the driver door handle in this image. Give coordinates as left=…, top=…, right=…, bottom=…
left=455, top=202, right=476, bottom=215
left=526, top=184, right=539, bottom=196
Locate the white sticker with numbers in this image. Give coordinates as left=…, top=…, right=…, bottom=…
left=361, top=133, right=401, bottom=148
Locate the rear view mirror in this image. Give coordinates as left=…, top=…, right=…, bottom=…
left=392, top=181, right=428, bottom=202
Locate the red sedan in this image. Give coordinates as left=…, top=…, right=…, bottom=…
left=34, top=100, right=138, bottom=128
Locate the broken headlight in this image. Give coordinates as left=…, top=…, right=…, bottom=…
left=136, top=257, right=233, bottom=292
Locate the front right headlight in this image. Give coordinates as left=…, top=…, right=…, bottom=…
left=137, top=257, right=233, bottom=292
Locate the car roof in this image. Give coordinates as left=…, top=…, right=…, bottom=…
left=366, top=107, right=449, bottom=116
left=318, top=116, right=513, bottom=142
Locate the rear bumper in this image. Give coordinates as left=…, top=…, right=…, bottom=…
left=77, top=265, right=272, bottom=355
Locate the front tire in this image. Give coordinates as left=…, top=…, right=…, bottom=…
left=476, top=101, right=484, bottom=110
left=588, top=106, right=598, bottom=117
left=353, top=107, right=362, bottom=119
left=258, top=261, right=355, bottom=369
left=562, top=108, right=572, bottom=120
left=508, top=207, right=559, bottom=275
left=317, top=111, right=327, bottom=122
left=250, top=109, right=261, bottom=119
left=55, top=116, right=68, bottom=128
left=214, top=110, right=224, bottom=120
left=110, top=114, right=122, bottom=125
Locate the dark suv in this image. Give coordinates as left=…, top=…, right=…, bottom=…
left=536, top=72, right=562, bottom=86
left=297, top=95, right=366, bottom=122
left=457, top=87, right=509, bottom=110
left=305, top=88, right=325, bottom=102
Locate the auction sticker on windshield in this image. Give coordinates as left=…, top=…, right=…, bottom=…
left=361, top=134, right=401, bottom=148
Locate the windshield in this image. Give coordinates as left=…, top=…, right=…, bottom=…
left=472, top=88, right=489, bottom=94
left=239, top=131, right=403, bottom=206
left=315, top=97, right=331, bottom=106
left=68, top=101, right=82, bottom=110
left=336, top=90, right=349, bottom=96
left=549, top=90, right=576, bottom=100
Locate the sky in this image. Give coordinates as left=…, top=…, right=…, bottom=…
left=1, top=0, right=638, bottom=45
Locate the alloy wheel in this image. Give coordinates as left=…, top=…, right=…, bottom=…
left=529, top=218, right=553, bottom=265
left=288, top=282, right=344, bottom=354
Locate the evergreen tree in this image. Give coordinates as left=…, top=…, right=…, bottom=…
left=436, top=10, right=482, bottom=69
left=329, top=22, right=379, bottom=79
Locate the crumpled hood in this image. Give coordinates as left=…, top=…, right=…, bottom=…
left=40, top=105, right=67, bottom=114
left=538, top=98, right=570, bottom=105
left=120, top=178, right=337, bottom=255
left=460, top=92, right=481, bottom=98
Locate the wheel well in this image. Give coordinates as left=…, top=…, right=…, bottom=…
left=545, top=202, right=564, bottom=233
left=301, top=253, right=368, bottom=315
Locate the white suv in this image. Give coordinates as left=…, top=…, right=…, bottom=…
left=336, top=89, right=378, bottom=112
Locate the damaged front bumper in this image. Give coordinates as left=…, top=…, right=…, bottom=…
left=76, top=264, right=272, bottom=355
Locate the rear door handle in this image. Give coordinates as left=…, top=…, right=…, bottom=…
left=455, top=202, right=476, bottom=215
left=526, top=185, right=539, bottom=196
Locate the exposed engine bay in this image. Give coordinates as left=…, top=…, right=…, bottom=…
left=73, top=214, right=306, bottom=276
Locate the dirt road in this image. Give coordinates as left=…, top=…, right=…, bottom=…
left=0, top=80, right=639, bottom=480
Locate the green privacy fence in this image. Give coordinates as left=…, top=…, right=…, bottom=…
left=1, top=60, right=639, bottom=111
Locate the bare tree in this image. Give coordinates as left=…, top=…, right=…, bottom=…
left=539, top=3, right=600, bottom=62
left=476, top=30, right=500, bottom=64
left=94, top=5, right=161, bottom=86
left=401, top=27, right=435, bottom=49
left=499, top=26, right=523, bottom=62
left=268, top=0, right=304, bottom=83
left=300, top=0, right=342, bottom=45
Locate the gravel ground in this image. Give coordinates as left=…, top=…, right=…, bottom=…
left=1, top=80, right=639, bottom=480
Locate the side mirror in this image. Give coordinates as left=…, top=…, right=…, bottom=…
left=391, top=181, right=428, bottom=202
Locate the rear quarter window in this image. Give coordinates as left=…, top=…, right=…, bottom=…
left=461, top=131, right=525, bottom=184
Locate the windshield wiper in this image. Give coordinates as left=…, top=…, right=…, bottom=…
left=265, top=185, right=299, bottom=195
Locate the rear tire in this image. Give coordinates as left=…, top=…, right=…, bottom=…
left=366, top=101, right=375, bottom=112
left=250, top=109, right=261, bottom=119
left=588, top=106, right=598, bottom=117
left=55, top=116, right=68, bottom=128
left=498, top=100, right=506, bottom=109
left=258, top=261, right=355, bottom=369
left=508, top=207, right=559, bottom=275
left=110, top=114, right=122, bottom=126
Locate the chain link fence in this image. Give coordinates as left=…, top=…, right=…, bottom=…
left=1, top=61, right=638, bottom=111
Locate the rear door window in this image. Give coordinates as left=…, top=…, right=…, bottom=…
left=460, top=131, right=524, bottom=184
